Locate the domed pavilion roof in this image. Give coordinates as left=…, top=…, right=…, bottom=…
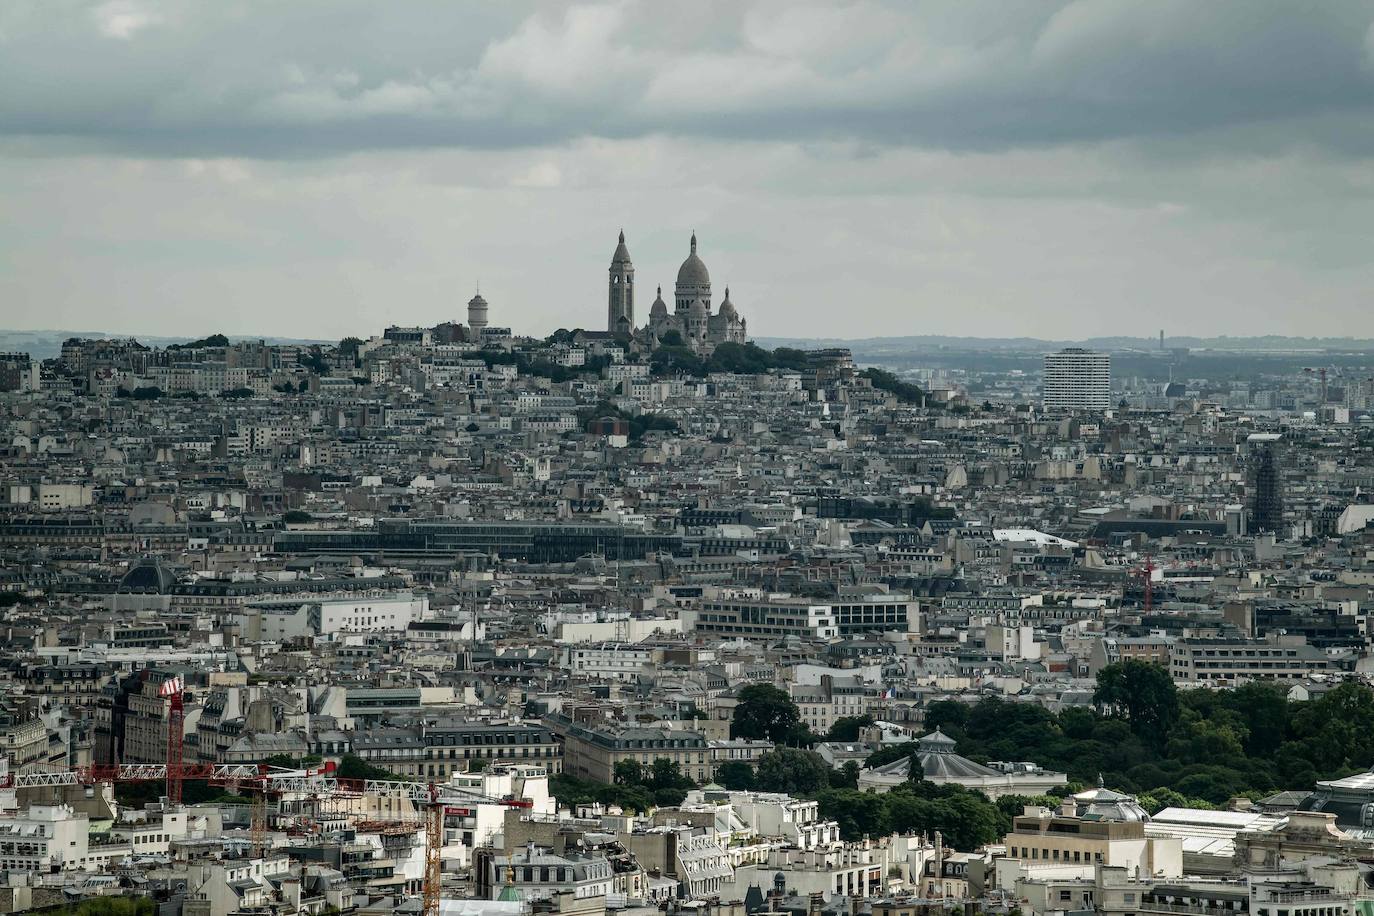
left=676, top=232, right=710, bottom=289
left=117, top=557, right=179, bottom=594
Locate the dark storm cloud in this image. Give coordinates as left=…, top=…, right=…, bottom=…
left=2, top=0, right=1373, bottom=158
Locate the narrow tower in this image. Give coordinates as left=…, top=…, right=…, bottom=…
left=1251, top=443, right=1283, bottom=533
left=608, top=230, right=634, bottom=335
left=467, top=288, right=489, bottom=338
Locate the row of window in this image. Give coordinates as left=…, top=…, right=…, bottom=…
left=1010, top=846, right=1103, bottom=863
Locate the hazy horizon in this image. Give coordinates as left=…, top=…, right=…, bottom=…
left=4, top=1, right=1374, bottom=340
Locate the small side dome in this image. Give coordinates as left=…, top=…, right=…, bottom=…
left=718, top=287, right=737, bottom=319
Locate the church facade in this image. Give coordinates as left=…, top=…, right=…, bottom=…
left=607, top=231, right=747, bottom=355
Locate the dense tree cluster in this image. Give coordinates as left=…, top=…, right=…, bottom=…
left=299, top=346, right=330, bottom=375
left=826, top=714, right=875, bottom=742
left=647, top=342, right=815, bottom=379
left=552, top=759, right=696, bottom=813
left=858, top=367, right=927, bottom=404
left=921, top=664, right=1374, bottom=808
left=167, top=333, right=230, bottom=350
left=814, top=781, right=1043, bottom=850
left=730, top=684, right=814, bottom=745
left=334, top=753, right=406, bottom=782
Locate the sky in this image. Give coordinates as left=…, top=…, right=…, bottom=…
left=2, top=0, right=1374, bottom=342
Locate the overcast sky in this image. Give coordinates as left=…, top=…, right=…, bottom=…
left=3, top=0, right=1374, bottom=341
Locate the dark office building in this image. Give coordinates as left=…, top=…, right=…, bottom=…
left=1251, top=442, right=1284, bottom=533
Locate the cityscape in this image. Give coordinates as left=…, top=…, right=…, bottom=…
left=4, top=5, right=1374, bottom=916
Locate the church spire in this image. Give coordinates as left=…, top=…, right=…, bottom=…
left=690, top=231, right=697, bottom=254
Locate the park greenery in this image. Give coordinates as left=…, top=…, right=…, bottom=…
left=551, top=758, right=695, bottom=813
left=562, top=663, right=1374, bottom=849
left=922, top=660, right=1374, bottom=812
left=859, top=367, right=927, bottom=404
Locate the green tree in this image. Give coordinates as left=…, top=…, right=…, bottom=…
left=826, top=715, right=874, bottom=742
left=715, top=760, right=756, bottom=790
left=815, top=788, right=891, bottom=839
left=923, top=701, right=971, bottom=737
left=1094, top=660, right=1180, bottom=748
left=859, top=367, right=926, bottom=404
left=993, top=794, right=1061, bottom=834
left=829, top=760, right=860, bottom=789
left=336, top=754, right=404, bottom=782
left=866, top=741, right=921, bottom=769
left=731, top=684, right=802, bottom=743
left=614, top=760, right=644, bottom=786
left=1137, top=787, right=1215, bottom=814
left=754, top=747, right=832, bottom=795
left=654, top=786, right=688, bottom=807
left=648, top=758, right=694, bottom=792
left=908, top=749, right=925, bottom=783
left=168, top=333, right=229, bottom=350
left=1231, top=682, right=1288, bottom=757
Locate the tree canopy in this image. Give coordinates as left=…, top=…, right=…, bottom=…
left=168, top=333, right=229, bottom=350
left=826, top=714, right=875, bottom=742
left=731, top=684, right=804, bottom=744
left=921, top=674, right=1374, bottom=808
left=859, top=367, right=927, bottom=404
left=754, top=747, right=832, bottom=795
left=1094, top=659, right=1181, bottom=748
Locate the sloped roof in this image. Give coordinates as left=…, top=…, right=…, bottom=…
left=870, top=729, right=999, bottom=780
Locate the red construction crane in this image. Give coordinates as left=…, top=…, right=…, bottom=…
left=424, top=784, right=443, bottom=916
left=1130, top=555, right=1157, bottom=614
left=159, top=676, right=187, bottom=805
left=3, top=759, right=535, bottom=911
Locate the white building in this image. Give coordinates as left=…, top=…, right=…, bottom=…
left=1043, top=348, right=1111, bottom=411
left=562, top=643, right=656, bottom=681
left=692, top=790, right=842, bottom=850
left=242, top=593, right=428, bottom=641
left=0, top=804, right=90, bottom=873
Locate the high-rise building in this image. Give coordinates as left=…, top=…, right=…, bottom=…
left=1249, top=436, right=1284, bottom=533
left=607, top=230, right=634, bottom=335
left=1043, top=348, right=1111, bottom=411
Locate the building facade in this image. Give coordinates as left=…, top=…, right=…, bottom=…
left=1043, top=348, right=1111, bottom=411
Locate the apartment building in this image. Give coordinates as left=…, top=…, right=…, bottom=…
left=351, top=719, right=562, bottom=780
left=549, top=717, right=713, bottom=784
left=1169, top=635, right=1331, bottom=684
